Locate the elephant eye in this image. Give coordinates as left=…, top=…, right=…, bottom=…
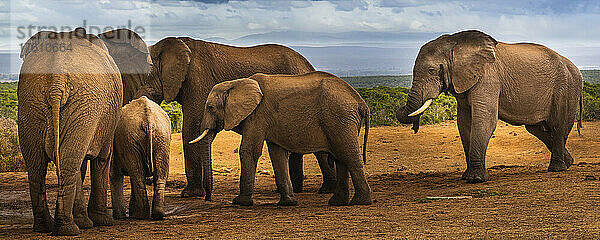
left=428, top=67, right=436, bottom=75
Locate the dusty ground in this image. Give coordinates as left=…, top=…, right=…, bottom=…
left=1, top=121, right=600, bottom=239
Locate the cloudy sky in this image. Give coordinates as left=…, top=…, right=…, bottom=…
left=1, top=0, right=599, bottom=73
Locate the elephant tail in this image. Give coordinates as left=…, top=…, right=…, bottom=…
left=360, top=104, right=370, bottom=164
left=578, top=95, right=583, bottom=136
left=145, top=102, right=155, bottom=184
left=49, top=75, right=68, bottom=187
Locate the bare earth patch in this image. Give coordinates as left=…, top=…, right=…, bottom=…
left=1, top=121, right=600, bottom=239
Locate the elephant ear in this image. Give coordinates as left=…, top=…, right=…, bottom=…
left=20, top=31, right=56, bottom=58
left=449, top=30, right=497, bottom=93
left=223, top=78, right=263, bottom=131
left=152, top=37, right=191, bottom=102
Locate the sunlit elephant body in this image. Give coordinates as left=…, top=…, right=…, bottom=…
left=190, top=72, right=371, bottom=206
left=18, top=29, right=123, bottom=235
left=111, top=96, right=171, bottom=220
left=396, top=30, right=583, bottom=183
left=135, top=37, right=334, bottom=199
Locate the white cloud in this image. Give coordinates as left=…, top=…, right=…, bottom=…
left=1, top=0, right=600, bottom=52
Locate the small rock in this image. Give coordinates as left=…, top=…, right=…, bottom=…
left=393, top=148, right=399, bottom=151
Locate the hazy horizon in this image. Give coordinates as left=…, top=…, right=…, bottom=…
left=1, top=0, right=599, bottom=75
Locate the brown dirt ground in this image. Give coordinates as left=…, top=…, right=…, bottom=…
left=1, top=121, right=600, bottom=239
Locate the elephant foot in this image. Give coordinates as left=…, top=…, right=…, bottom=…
left=151, top=204, right=165, bottom=220
left=328, top=193, right=349, bottom=206
left=151, top=210, right=165, bottom=220
left=232, top=195, right=254, bottom=206
left=291, top=183, right=303, bottom=193
left=112, top=208, right=127, bottom=220
left=277, top=196, right=298, bottom=206
left=349, top=193, right=373, bottom=206
left=548, top=160, right=568, bottom=172
left=130, top=207, right=151, bottom=219
left=73, top=215, right=93, bottom=229
left=88, top=211, right=114, bottom=226
left=318, top=180, right=337, bottom=194
left=564, top=151, right=574, bottom=168
left=180, top=185, right=205, bottom=198
left=33, top=216, right=54, bottom=233
left=52, top=220, right=80, bottom=236
left=462, top=166, right=488, bottom=183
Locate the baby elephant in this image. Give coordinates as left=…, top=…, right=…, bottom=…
left=111, top=96, right=171, bottom=220
left=190, top=71, right=372, bottom=206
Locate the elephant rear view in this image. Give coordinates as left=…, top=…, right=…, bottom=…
left=18, top=28, right=123, bottom=235
left=111, top=96, right=171, bottom=220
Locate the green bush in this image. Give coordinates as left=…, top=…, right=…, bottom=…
left=160, top=101, right=183, bottom=133
left=583, top=82, right=600, bottom=120
left=0, top=82, right=18, bottom=121
left=0, top=117, right=24, bottom=172
left=356, top=86, right=457, bottom=126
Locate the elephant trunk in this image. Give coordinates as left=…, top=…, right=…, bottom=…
left=396, top=87, right=424, bottom=133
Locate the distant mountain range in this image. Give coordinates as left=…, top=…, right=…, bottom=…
left=2, top=30, right=599, bottom=75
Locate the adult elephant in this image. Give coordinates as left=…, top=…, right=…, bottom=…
left=134, top=37, right=336, bottom=199
left=97, top=29, right=152, bottom=105
left=19, top=28, right=123, bottom=235
left=396, top=30, right=583, bottom=183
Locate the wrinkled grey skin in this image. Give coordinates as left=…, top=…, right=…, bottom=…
left=396, top=30, right=583, bottom=183
left=111, top=96, right=171, bottom=221
left=192, top=72, right=371, bottom=206
left=97, top=29, right=152, bottom=105
left=18, top=29, right=122, bottom=235
left=133, top=37, right=335, bottom=199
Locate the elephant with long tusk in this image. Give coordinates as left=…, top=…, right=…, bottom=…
left=396, top=30, right=583, bottom=183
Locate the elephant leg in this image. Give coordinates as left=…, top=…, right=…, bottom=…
left=456, top=98, right=473, bottom=180
left=151, top=180, right=166, bottom=220
left=129, top=174, right=150, bottom=219
left=328, top=157, right=350, bottom=206
left=181, top=124, right=215, bottom=200
left=110, top=161, right=127, bottom=220
left=316, top=152, right=336, bottom=194
left=462, top=84, right=499, bottom=183
left=181, top=142, right=204, bottom=198
left=288, top=153, right=304, bottom=193
left=87, top=154, right=114, bottom=226
left=525, top=124, right=574, bottom=170
left=26, top=160, right=54, bottom=233
left=334, top=144, right=371, bottom=205
left=73, top=161, right=92, bottom=229
left=232, top=134, right=264, bottom=206
left=548, top=131, right=568, bottom=172
left=152, top=150, right=169, bottom=220
left=53, top=156, right=82, bottom=236
left=267, top=142, right=297, bottom=206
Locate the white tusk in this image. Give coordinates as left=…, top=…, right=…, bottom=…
left=189, top=129, right=210, bottom=144
left=408, top=99, right=433, bottom=117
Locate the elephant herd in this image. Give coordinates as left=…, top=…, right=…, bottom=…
left=16, top=28, right=582, bottom=236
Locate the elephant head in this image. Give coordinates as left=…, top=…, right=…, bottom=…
left=98, top=29, right=152, bottom=104
left=396, top=30, right=497, bottom=133
left=190, top=78, right=263, bottom=144
left=134, top=37, right=192, bottom=103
